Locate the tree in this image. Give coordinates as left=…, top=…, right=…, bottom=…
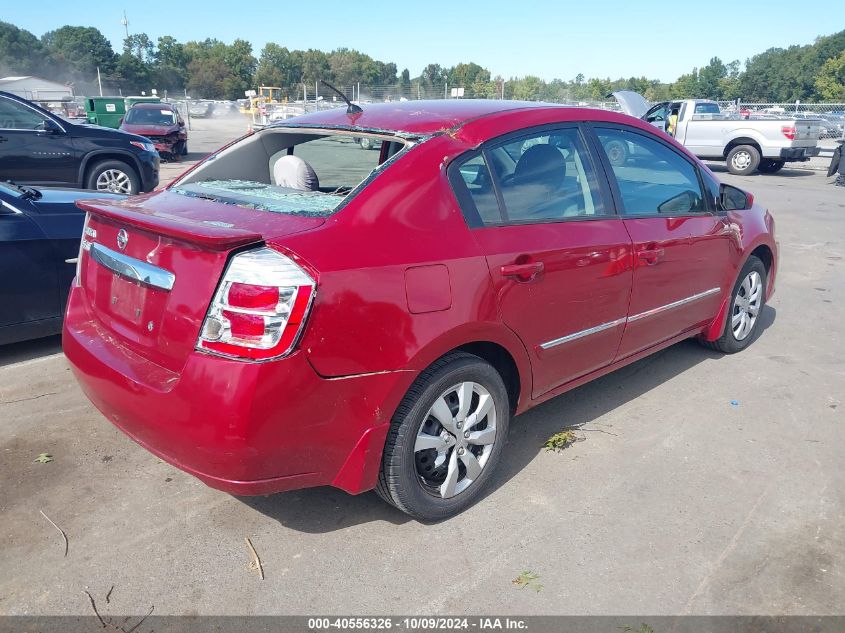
left=511, top=75, right=544, bottom=101
left=398, top=68, right=411, bottom=95
left=41, top=26, right=115, bottom=80
left=186, top=56, right=230, bottom=99
left=0, top=21, right=46, bottom=75
left=114, top=51, right=150, bottom=94
left=815, top=50, right=845, bottom=100
left=448, top=62, right=490, bottom=93
left=420, top=63, right=446, bottom=89
left=223, top=38, right=256, bottom=99
left=123, top=33, right=153, bottom=63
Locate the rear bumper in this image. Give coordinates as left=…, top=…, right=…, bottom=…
left=778, top=146, right=820, bottom=161
left=63, top=285, right=410, bottom=495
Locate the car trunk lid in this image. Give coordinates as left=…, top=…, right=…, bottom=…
left=75, top=190, right=324, bottom=372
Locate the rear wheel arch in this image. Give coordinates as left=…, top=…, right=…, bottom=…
left=403, top=327, right=533, bottom=415
left=723, top=137, right=762, bottom=159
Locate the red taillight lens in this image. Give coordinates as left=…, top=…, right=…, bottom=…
left=197, top=247, right=315, bottom=361
left=781, top=125, right=796, bottom=140
left=226, top=282, right=279, bottom=311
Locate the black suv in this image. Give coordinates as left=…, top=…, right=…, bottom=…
left=0, top=91, right=159, bottom=194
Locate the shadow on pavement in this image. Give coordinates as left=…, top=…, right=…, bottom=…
left=244, top=306, right=776, bottom=532
left=0, top=334, right=63, bottom=368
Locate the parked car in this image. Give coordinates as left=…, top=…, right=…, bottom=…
left=613, top=91, right=821, bottom=175
left=0, top=181, right=124, bottom=344
left=120, top=102, right=188, bottom=160
left=0, top=91, right=159, bottom=194
left=189, top=101, right=215, bottom=118
left=64, top=100, right=777, bottom=520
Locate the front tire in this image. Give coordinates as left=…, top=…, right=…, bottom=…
left=359, top=137, right=374, bottom=150
left=702, top=256, right=766, bottom=353
left=86, top=159, right=140, bottom=194
left=377, top=352, right=510, bottom=521
left=758, top=159, right=785, bottom=174
left=726, top=144, right=761, bottom=175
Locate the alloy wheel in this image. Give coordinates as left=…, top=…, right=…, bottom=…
left=732, top=270, right=762, bottom=340
left=96, top=169, right=133, bottom=194
left=414, top=381, right=497, bottom=499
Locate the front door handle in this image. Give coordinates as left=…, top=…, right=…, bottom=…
left=637, top=247, right=665, bottom=265
left=0, top=136, right=7, bottom=143
left=501, top=261, right=544, bottom=282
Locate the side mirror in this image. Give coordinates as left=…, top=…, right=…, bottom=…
left=719, top=183, right=753, bottom=211
left=657, top=190, right=699, bottom=214
left=38, top=118, right=63, bottom=135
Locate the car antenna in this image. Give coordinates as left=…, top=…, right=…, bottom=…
left=320, top=80, right=363, bottom=114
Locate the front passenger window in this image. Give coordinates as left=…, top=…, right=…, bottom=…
left=596, top=128, right=707, bottom=216
left=0, top=98, right=47, bottom=130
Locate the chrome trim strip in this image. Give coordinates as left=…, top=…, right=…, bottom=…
left=628, top=287, right=721, bottom=323
left=1, top=199, right=23, bottom=214
left=90, top=243, right=175, bottom=291
left=539, top=317, right=627, bottom=350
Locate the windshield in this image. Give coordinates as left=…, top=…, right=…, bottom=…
left=124, top=107, right=177, bottom=126
left=173, top=180, right=344, bottom=217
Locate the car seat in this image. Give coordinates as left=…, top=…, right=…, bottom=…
left=273, top=155, right=320, bottom=191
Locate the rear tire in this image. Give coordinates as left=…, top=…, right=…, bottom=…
left=726, top=144, right=761, bottom=175
left=758, top=159, right=785, bottom=174
left=86, top=159, right=140, bottom=194
left=376, top=352, right=510, bottom=521
left=701, top=256, right=766, bottom=354
left=359, top=137, right=374, bottom=150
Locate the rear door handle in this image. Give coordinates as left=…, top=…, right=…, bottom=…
left=0, top=136, right=7, bottom=143
left=500, top=261, right=544, bottom=281
left=637, top=247, right=665, bottom=264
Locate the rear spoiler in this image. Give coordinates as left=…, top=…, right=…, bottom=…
left=76, top=198, right=262, bottom=250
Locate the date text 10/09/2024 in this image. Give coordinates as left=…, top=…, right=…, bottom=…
left=307, top=618, right=528, bottom=630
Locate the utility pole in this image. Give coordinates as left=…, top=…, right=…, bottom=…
left=121, top=10, right=129, bottom=40
left=97, top=67, right=103, bottom=96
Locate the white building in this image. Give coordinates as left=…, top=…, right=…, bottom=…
left=0, top=76, right=74, bottom=101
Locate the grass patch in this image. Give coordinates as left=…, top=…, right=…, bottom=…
left=512, top=571, right=543, bottom=592
left=543, top=430, right=579, bottom=452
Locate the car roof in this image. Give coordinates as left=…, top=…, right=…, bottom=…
left=131, top=102, right=174, bottom=110
left=274, top=99, right=564, bottom=136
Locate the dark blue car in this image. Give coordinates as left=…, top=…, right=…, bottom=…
left=0, top=182, right=124, bottom=344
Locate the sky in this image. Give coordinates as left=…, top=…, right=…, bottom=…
left=4, top=1, right=841, bottom=83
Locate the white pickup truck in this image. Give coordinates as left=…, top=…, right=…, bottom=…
left=612, top=91, right=821, bottom=175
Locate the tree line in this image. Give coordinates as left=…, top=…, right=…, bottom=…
left=1, top=21, right=843, bottom=103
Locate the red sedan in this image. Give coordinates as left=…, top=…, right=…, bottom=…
left=64, top=100, right=777, bottom=520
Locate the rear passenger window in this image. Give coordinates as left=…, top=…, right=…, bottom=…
left=450, top=127, right=608, bottom=227
left=595, top=128, right=708, bottom=216
left=453, top=154, right=502, bottom=225
left=490, top=128, right=605, bottom=223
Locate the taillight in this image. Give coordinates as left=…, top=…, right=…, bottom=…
left=197, top=247, right=315, bottom=361
left=781, top=125, right=796, bottom=140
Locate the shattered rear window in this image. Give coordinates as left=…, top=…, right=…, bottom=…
left=172, top=180, right=344, bottom=217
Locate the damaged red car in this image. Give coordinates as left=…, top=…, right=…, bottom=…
left=64, top=100, right=777, bottom=520
left=119, top=102, right=188, bottom=159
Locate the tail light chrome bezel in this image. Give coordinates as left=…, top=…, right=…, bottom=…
left=196, top=245, right=316, bottom=362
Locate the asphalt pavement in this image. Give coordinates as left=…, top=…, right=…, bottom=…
left=0, top=119, right=843, bottom=616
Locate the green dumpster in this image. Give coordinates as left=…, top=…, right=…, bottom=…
left=85, top=97, right=126, bottom=128
left=125, top=96, right=161, bottom=108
